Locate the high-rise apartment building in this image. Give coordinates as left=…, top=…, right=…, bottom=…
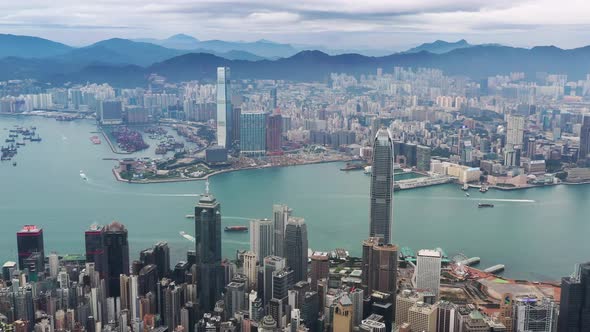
left=216, top=67, right=232, bottom=148
left=369, top=128, right=394, bottom=244
left=194, top=184, right=223, bottom=313
left=284, top=217, right=308, bottom=283
left=506, top=115, right=525, bottom=149
left=250, top=219, right=274, bottom=263
left=415, top=249, right=442, bottom=298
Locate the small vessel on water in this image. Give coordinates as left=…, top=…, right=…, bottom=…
left=224, top=226, right=248, bottom=232
left=340, top=162, right=365, bottom=171
left=478, top=203, right=494, bottom=208
left=462, top=183, right=469, bottom=191
left=12, top=162, right=17, bottom=167
left=364, top=166, right=372, bottom=175
left=479, top=185, right=489, bottom=193
left=30, top=135, right=42, bottom=142
left=80, top=170, right=88, bottom=181
left=180, top=231, right=196, bottom=243
left=185, top=214, right=194, bottom=219
left=90, top=136, right=101, bottom=144
left=465, top=193, right=470, bottom=197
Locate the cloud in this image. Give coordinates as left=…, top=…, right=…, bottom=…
left=0, top=0, right=589, bottom=49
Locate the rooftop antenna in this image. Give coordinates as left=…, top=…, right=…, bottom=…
left=205, top=179, right=210, bottom=195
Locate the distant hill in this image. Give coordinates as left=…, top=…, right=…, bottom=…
left=404, top=39, right=473, bottom=54
left=3, top=43, right=590, bottom=87
left=0, top=34, right=73, bottom=58
left=135, top=34, right=298, bottom=58
left=53, top=38, right=187, bottom=66
left=135, top=34, right=201, bottom=50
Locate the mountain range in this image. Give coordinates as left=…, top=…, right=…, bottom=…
left=1, top=34, right=590, bottom=86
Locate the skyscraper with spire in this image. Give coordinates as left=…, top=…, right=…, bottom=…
left=216, top=67, right=232, bottom=148
left=369, top=128, right=394, bottom=244
left=194, top=180, right=223, bottom=313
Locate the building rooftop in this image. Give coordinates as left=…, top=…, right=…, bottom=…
left=417, top=249, right=441, bottom=258
left=17, top=225, right=42, bottom=234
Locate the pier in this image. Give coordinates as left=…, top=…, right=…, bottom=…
left=483, top=264, right=505, bottom=274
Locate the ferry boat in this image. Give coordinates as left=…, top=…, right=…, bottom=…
left=340, top=162, right=365, bottom=171
left=478, top=203, right=494, bottom=208
left=479, top=185, right=488, bottom=193
left=462, top=183, right=469, bottom=191
left=224, top=226, right=248, bottom=232
left=185, top=214, right=194, bottom=219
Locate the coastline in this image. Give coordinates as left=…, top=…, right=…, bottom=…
left=112, top=158, right=354, bottom=184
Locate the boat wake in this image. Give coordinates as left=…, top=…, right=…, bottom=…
left=477, top=198, right=536, bottom=203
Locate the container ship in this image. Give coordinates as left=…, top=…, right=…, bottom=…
left=90, top=136, right=101, bottom=144
left=224, top=226, right=248, bottom=232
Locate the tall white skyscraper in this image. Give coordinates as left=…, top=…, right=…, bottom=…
left=250, top=219, right=274, bottom=263
left=506, top=114, right=525, bottom=148
left=216, top=67, right=232, bottom=148
left=415, top=249, right=442, bottom=297
left=243, top=251, right=258, bottom=291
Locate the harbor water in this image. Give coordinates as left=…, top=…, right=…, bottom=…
left=1, top=116, right=590, bottom=281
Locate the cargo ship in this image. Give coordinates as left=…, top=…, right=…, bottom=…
left=90, top=136, right=101, bottom=144
left=478, top=203, right=494, bottom=208
left=224, top=226, right=248, bottom=232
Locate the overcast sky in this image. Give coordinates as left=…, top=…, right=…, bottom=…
left=1, top=0, right=589, bottom=50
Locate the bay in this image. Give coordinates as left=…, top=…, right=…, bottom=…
left=1, top=116, right=589, bottom=281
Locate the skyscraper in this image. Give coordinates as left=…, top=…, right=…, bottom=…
left=270, top=87, right=277, bottom=110
left=242, top=251, right=258, bottom=291
left=103, top=221, right=130, bottom=298
left=266, top=113, right=283, bottom=154
left=579, top=115, right=590, bottom=163
left=250, top=219, right=274, bottom=263
left=309, top=253, right=329, bottom=290
left=85, top=224, right=105, bottom=279
left=506, top=114, right=525, bottom=149
left=240, top=111, right=267, bottom=156
left=263, top=256, right=285, bottom=304
left=16, top=225, right=45, bottom=272
left=415, top=249, right=442, bottom=298
left=194, top=182, right=223, bottom=313
left=558, top=263, right=590, bottom=330
left=361, top=237, right=398, bottom=314
left=272, top=204, right=291, bottom=257
left=216, top=67, right=232, bottom=148
left=153, top=242, right=170, bottom=279
left=284, top=217, right=308, bottom=283
left=369, top=128, right=394, bottom=244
